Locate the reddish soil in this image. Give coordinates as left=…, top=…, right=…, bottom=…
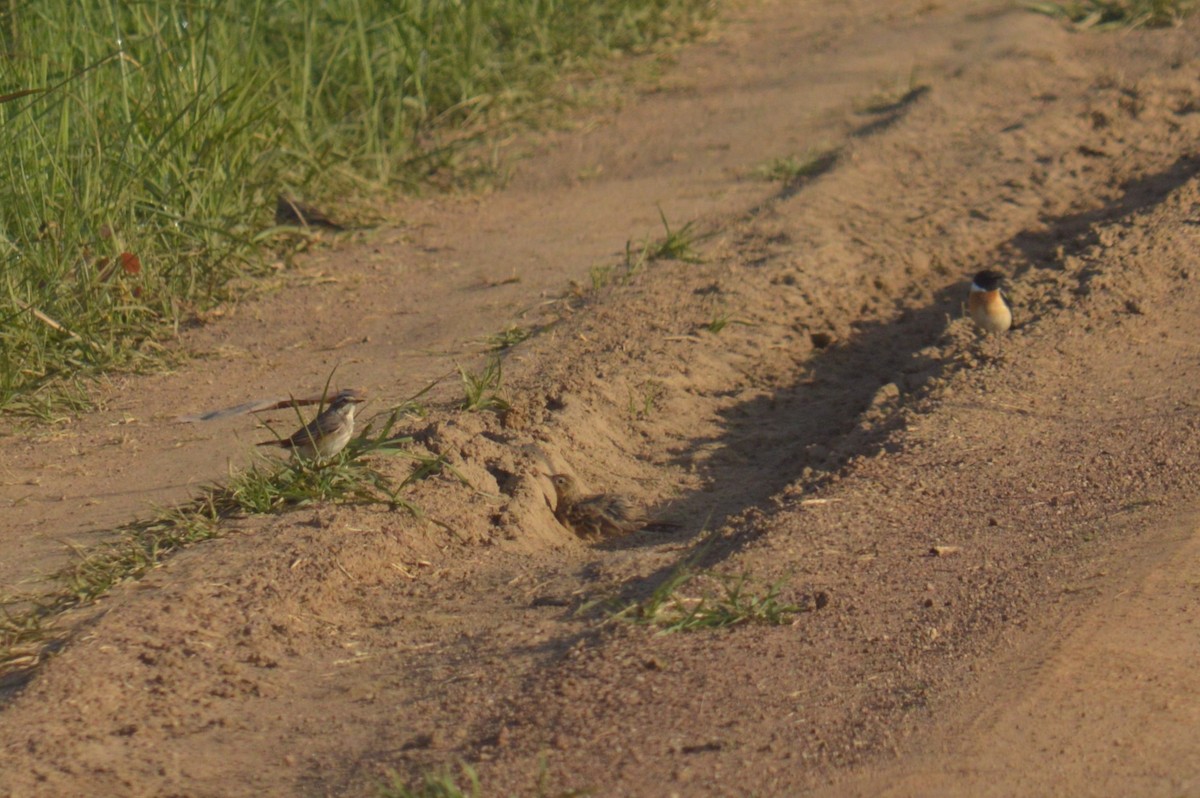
left=3, top=1, right=1200, bottom=796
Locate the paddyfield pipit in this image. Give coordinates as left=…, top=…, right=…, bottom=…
left=257, top=390, right=365, bottom=462
left=549, top=473, right=648, bottom=539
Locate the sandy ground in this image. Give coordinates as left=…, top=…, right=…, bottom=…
left=2, top=0, right=1200, bottom=795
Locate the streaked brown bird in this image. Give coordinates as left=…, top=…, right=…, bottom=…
left=968, top=269, right=1013, bottom=336
left=549, top=473, right=648, bottom=539
left=256, top=390, right=364, bottom=462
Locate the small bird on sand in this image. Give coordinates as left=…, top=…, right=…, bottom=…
left=257, top=390, right=365, bottom=461
left=549, top=473, right=648, bottom=539
left=968, top=269, right=1012, bottom=336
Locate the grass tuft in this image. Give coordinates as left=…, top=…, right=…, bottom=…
left=1024, top=0, right=1195, bottom=27
left=380, top=765, right=481, bottom=798
left=704, top=309, right=754, bottom=334
left=622, top=236, right=653, bottom=276
left=459, top=357, right=510, bottom=413
left=221, top=450, right=400, bottom=514
left=398, top=451, right=472, bottom=492
left=588, top=263, right=616, bottom=292
left=585, top=238, right=651, bottom=292
left=627, top=380, right=666, bottom=419
left=612, top=554, right=804, bottom=633
left=644, top=206, right=705, bottom=263
left=484, top=324, right=534, bottom=351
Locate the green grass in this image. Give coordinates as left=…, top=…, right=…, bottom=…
left=223, top=404, right=420, bottom=512
left=484, top=324, right=534, bottom=351
left=612, top=555, right=803, bottom=633
left=397, top=451, right=472, bottom=492
left=588, top=263, right=616, bottom=292
left=703, top=309, right=754, bottom=334
left=589, top=237, right=651, bottom=291
left=644, top=207, right=705, bottom=263
left=221, top=444, right=407, bottom=514
left=380, top=765, right=481, bottom=798
left=621, top=236, right=653, bottom=276
left=575, top=209, right=702, bottom=297
left=705, top=310, right=733, bottom=333
left=627, top=380, right=665, bottom=419
left=459, top=357, right=510, bottom=413
left=1025, top=0, right=1195, bottom=27
left=1, top=378, right=95, bottom=423
left=0, top=0, right=716, bottom=414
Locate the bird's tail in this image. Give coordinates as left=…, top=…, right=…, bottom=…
left=256, top=439, right=288, bottom=448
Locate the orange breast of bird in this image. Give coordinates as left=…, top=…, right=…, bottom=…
left=969, top=289, right=1012, bottom=334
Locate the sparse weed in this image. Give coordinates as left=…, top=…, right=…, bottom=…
left=628, top=380, right=666, bottom=419
left=391, top=399, right=430, bottom=419
left=706, top=312, right=732, bottom=334
left=1024, top=0, right=1194, bottom=27
left=380, top=765, right=481, bottom=798
left=398, top=451, right=472, bottom=491
left=583, top=240, right=652, bottom=293
left=459, top=358, right=510, bottom=413
left=613, top=559, right=804, bottom=633
left=645, top=207, right=705, bottom=263
left=752, top=148, right=841, bottom=183
left=62, top=509, right=222, bottom=604
left=485, top=325, right=534, bottom=351
left=622, top=237, right=652, bottom=277
left=389, top=376, right=444, bottom=420
left=704, top=309, right=754, bottom=334
left=586, top=238, right=654, bottom=294
left=589, top=263, right=616, bottom=292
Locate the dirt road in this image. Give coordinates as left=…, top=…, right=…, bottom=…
left=2, top=1, right=1199, bottom=795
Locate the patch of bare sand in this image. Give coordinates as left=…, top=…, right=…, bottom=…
left=818, top=509, right=1200, bottom=798
left=3, top=1, right=1200, bottom=797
